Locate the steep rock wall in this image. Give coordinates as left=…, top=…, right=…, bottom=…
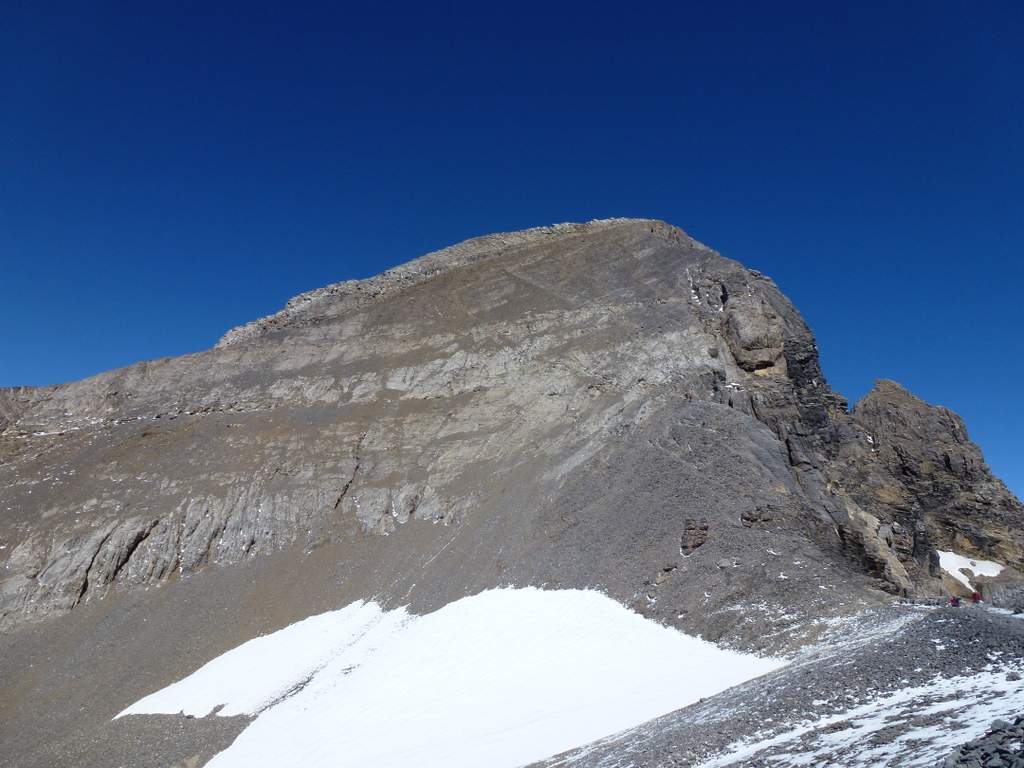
left=1, top=219, right=1020, bottom=646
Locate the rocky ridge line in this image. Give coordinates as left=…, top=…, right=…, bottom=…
left=216, top=218, right=705, bottom=347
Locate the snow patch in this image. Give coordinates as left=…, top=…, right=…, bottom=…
left=696, top=666, right=1024, bottom=767
left=118, top=600, right=403, bottom=717
left=119, top=587, right=783, bottom=768
left=936, top=550, right=1004, bottom=591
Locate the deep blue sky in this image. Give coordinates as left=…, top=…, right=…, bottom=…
left=2, top=2, right=1021, bottom=495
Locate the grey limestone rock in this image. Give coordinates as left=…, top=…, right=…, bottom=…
left=3, top=218, right=1023, bottom=768
left=1, top=218, right=1020, bottom=638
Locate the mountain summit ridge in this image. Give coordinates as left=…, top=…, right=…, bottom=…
left=215, top=218, right=706, bottom=347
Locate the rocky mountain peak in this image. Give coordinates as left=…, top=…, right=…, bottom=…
left=1, top=219, right=1020, bottom=642
left=842, top=378, right=1024, bottom=580
left=4, top=219, right=1024, bottom=768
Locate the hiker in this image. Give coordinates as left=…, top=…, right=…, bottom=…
left=950, top=596, right=961, bottom=607
left=971, top=591, right=982, bottom=604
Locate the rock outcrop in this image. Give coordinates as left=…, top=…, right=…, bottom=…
left=1, top=218, right=1020, bottom=644
left=939, top=714, right=1024, bottom=768
left=846, top=381, right=1024, bottom=574
left=0, top=386, right=53, bottom=434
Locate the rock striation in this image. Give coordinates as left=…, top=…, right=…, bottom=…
left=3, top=218, right=1024, bottom=768
left=1, top=218, right=1021, bottom=646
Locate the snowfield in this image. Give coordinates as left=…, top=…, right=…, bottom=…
left=118, top=587, right=784, bottom=768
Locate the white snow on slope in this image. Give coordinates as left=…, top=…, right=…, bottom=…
left=696, top=666, right=1024, bottom=767
left=936, top=550, right=1004, bottom=591
left=119, top=587, right=783, bottom=768
left=118, top=599, right=404, bottom=717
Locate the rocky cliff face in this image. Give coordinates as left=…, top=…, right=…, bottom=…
left=0, top=218, right=1020, bottom=647
left=841, top=380, right=1024, bottom=588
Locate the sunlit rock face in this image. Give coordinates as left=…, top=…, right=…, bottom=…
left=1, top=218, right=1021, bottom=648
left=843, top=380, right=1024, bottom=583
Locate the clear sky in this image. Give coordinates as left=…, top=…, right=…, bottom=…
left=2, top=2, right=1021, bottom=496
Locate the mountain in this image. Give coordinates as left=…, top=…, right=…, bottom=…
left=1, top=218, right=1022, bottom=767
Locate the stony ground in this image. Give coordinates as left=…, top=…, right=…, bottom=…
left=536, top=604, right=1024, bottom=767
left=940, top=714, right=1024, bottom=767
left=3, top=554, right=1021, bottom=766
